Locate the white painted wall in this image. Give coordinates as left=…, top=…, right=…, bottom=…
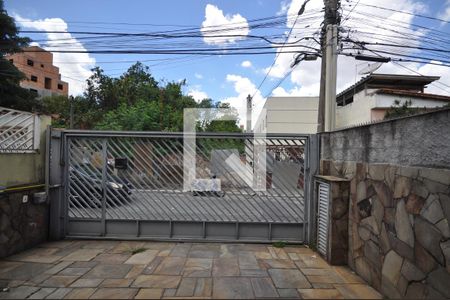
left=375, top=94, right=448, bottom=108
left=336, top=90, right=376, bottom=128
left=336, top=89, right=449, bottom=128
left=255, top=97, right=319, bottom=134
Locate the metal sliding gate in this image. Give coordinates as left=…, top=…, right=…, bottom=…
left=49, top=130, right=318, bottom=243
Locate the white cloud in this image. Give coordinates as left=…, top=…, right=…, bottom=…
left=194, top=73, right=203, bottom=79
left=241, top=60, right=252, bottom=68
left=263, top=0, right=449, bottom=97
left=14, top=14, right=96, bottom=96
left=201, top=4, right=250, bottom=45
left=221, top=74, right=265, bottom=128
left=438, top=0, right=450, bottom=23
left=277, top=0, right=291, bottom=16
left=415, top=61, right=450, bottom=95
left=188, top=88, right=209, bottom=102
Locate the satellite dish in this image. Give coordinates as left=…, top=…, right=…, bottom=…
left=358, top=62, right=383, bottom=75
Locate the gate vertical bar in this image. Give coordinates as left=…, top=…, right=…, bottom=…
left=101, top=138, right=107, bottom=236
left=304, top=134, right=319, bottom=244
left=63, top=133, right=70, bottom=238
left=48, top=127, right=66, bottom=240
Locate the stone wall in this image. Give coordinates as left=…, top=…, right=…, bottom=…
left=0, top=191, right=49, bottom=258
left=319, top=109, right=450, bottom=298
left=321, top=161, right=449, bottom=298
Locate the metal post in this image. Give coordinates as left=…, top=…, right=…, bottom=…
left=305, top=134, right=320, bottom=244
left=101, top=139, right=108, bottom=236
left=325, top=25, right=338, bottom=131
left=45, top=125, right=50, bottom=203
left=69, top=96, right=74, bottom=129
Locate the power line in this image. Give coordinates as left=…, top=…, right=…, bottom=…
left=342, top=39, right=450, bottom=54
left=341, top=0, right=361, bottom=25
left=391, top=61, right=450, bottom=93
left=250, top=0, right=312, bottom=101
left=347, top=1, right=450, bottom=24
left=263, top=68, right=294, bottom=98
left=343, top=39, right=450, bottom=94
left=18, top=30, right=321, bottom=46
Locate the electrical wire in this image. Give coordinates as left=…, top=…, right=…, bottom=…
left=250, top=0, right=314, bottom=101
left=346, top=1, right=450, bottom=24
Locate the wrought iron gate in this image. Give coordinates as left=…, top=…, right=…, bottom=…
left=49, top=130, right=318, bottom=243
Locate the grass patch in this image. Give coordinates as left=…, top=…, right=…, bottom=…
left=308, top=242, right=317, bottom=252
left=272, top=241, right=286, bottom=248
left=129, top=247, right=148, bottom=255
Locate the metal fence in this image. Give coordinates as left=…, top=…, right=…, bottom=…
left=0, top=107, right=39, bottom=152
left=49, top=130, right=318, bottom=242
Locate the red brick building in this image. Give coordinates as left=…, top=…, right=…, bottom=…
left=6, top=46, right=69, bottom=97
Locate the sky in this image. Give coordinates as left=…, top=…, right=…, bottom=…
left=5, top=0, right=450, bottom=125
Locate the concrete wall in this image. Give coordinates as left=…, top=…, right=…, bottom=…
left=0, top=115, right=51, bottom=187
left=322, top=108, right=450, bottom=169
left=255, top=96, right=318, bottom=134
left=0, top=115, right=51, bottom=258
left=336, top=89, right=376, bottom=128
left=319, top=109, right=450, bottom=299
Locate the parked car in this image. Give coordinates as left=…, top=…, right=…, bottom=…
left=69, top=164, right=132, bottom=208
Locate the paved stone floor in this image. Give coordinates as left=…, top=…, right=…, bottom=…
left=0, top=240, right=382, bottom=299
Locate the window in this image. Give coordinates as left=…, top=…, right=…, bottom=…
left=9, top=59, right=13, bottom=63
left=40, top=64, right=44, bottom=68
left=45, top=77, right=52, bottom=89
left=31, top=75, right=38, bottom=82
left=57, top=83, right=63, bottom=90
left=27, top=59, right=34, bottom=66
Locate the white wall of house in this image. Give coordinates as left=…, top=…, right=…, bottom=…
left=336, top=89, right=449, bottom=128
left=375, top=95, right=447, bottom=108
left=255, top=96, right=318, bottom=134
left=336, top=89, right=377, bottom=128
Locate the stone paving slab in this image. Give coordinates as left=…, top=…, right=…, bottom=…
left=0, top=240, right=382, bottom=299
left=64, top=287, right=96, bottom=299
left=213, top=277, right=254, bottom=299
left=83, top=264, right=133, bottom=279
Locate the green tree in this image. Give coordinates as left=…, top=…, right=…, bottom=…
left=116, top=62, right=159, bottom=106
left=41, top=95, right=70, bottom=127
left=0, top=0, right=38, bottom=111
left=84, top=66, right=119, bottom=111
left=95, top=100, right=160, bottom=131
left=61, top=62, right=242, bottom=133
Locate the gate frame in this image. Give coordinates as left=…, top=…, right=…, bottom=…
left=48, top=128, right=319, bottom=244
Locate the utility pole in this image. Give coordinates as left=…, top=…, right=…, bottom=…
left=246, top=94, right=252, bottom=133
left=324, top=24, right=338, bottom=131
left=317, top=0, right=340, bottom=132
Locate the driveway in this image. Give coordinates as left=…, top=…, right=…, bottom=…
left=0, top=240, right=382, bottom=299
